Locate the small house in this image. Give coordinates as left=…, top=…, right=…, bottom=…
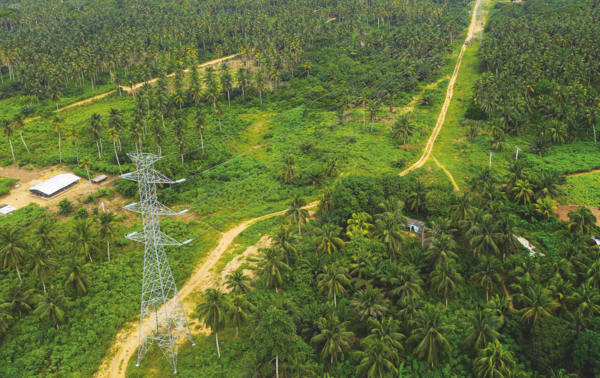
left=91, top=174, right=107, bottom=184
left=29, top=173, right=80, bottom=199
left=406, top=219, right=425, bottom=234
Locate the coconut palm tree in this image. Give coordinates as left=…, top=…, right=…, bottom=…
left=313, top=223, right=345, bottom=255
left=364, top=316, right=405, bottom=352
left=408, top=306, right=455, bottom=368
left=62, top=257, right=92, bottom=298
left=572, top=283, right=600, bottom=318
left=26, top=248, right=57, bottom=293
left=484, top=294, right=515, bottom=328
left=351, top=285, right=389, bottom=320
left=462, top=309, right=501, bottom=353
left=425, top=234, right=458, bottom=267
left=196, top=288, right=230, bottom=359
left=474, top=341, right=516, bottom=378
left=391, top=114, right=415, bottom=144
left=390, top=266, right=425, bottom=300
left=228, top=294, right=252, bottom=338
left=271, top=225, right=297, bottom=264
left=310, top=314, right=354, bottom=364
left=279, top=154, right=298, bottom=183
left=354, top=339, right=399, bottom=378
left=51, top=116, right=64, bottom=163
left=347, top=212, right=376, bottom=239
left=469, top=214, right=502, bottom=257
left=512, top=180, right=534, bottom=205
left=47, top=86, right=62, bottom=110
left=471, top=257, right=503, bottom=302
left=367, top=100, right=381, bottom=133
left=68, top=219, right=99, bottom=262
left=375, top=215, right=403, bottom=263
left=88, top=113, right=103, bottom=160
left=0, top=226, right=27, bottom=281
left=518, top=285, right=559, bottom=323
left=107, top=128, right=122, bottom=174
left=258, top=247, right=292, bottom=292
left=430, top=260, right=464, bottom=306
left=34, top=285, right=71, bottom=330
left=568, top=206, right=597, bottom=235
left=98, top=212, right=118, bottom=262
left=408, top=178, right=427, bottom=215
left=79, top=159, right=94, bottom=195
left=1, top=119, right=16, bottom=162
left=12, top=114, right=31, bottom=159
left=1, top=281, right=38, bottom=317
left=284, top=195, right=309, bottom=235
left=34, top=219, right=58, bottom=250
left=534, top=197, right=556, bottom=221
left=317, top=262, right=351, bottom=308
left=0, top=307, right=12, bottom=334
left=225, top=268, right=252, bottom=294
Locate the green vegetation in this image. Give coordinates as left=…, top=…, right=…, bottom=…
left=1, top=0, right=599, bottom=377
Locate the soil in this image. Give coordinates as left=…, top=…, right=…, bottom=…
left=0, top=165, right=116, bottom=211
left=94, top=201, right=317, bottom=378
left=399, top=0, right=482, bottom=184
left=556, top=204, right=600, bottom=225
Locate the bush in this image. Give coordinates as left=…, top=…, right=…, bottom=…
left=331, top=174, right=383, bottom=222
left=573, top=331, right=600, bottom=376
left=527, top=317, right=575, bottom=372
left=116, top=179, right=138, bottom=198
left=57, top=199, right=73, bottom=215
left=0, top=177, right=18, bottom=196
left=464, top=102, right=487, bottom=120
left=75, top=207, right=88, bottom=219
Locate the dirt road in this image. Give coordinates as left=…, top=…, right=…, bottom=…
left=94, top=201, right=317, bottom=378
left=400, top=0, right=481, bottom=178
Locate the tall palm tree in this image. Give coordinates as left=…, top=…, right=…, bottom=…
left=34, top=219, right=58, bottom=250
left=572, top=283, right=600, bottom=318
left=425, top=234, right=458, bottom=267
left=471, top=257, right=503, bottom=302
left=51, top=116, right=64, bottom=164
left=367, top=100, right=380, bottom=133
left=284, top=195, right=309, bottom=235
left=391, top=114, right=414, bottom=144
left=26, top=248, right=57, bottom=293
left=317, top=262, right=351, bottom=307
left=568, top=206, right=597, bottom=235
left=474, top=341, right=516, bottom=378
left=518, top=285, right=559, bottom=323
left=47, top=86, right=62, bottom=110
left=364, top=316, right=405, bottom=352
left=68, top=219, right=99, bottom=262
left=228, top=294, right=252, bottom=338
left=408, top=307, right=455, bottom=368
left=34, top=285, right=71, bottom=330
left=12, top=115, right=31, bottom=159
left=196, top=288, right=230, bottom=359
left=98, top=212, right=118, bottom=262
left=79, top=159, right=94, bottom=195
left=0, top=306, right=12, bottom=334
left=1, top=119, right=16, bottom=162
left=225, top=268, right=252, bottom=294
left=408, top=178, right=427, bottom=215
left=279, top=154, right=298, bottom=183
left=470, top=214, right=502, bottom=257
left=258, top=247, right=292, bottom=292
left=375, top=215, right=403, bottom=263
left=351, top=285, right=389, bottom=320
left=1, top=281, right=38, bottom=317
left=310, top=314, right=354, bottom=364
left=107, top=128, right=122, bottom=174
left=430, top=260, right=465, bottom=306
left=0, top=226, right=27, bottom=281
left=271, top=225, right=297, bottom=265
left=317, top=187, right=333, bottom=215
left=462, top=309, right=501, bottom=353
left=512, top=180, right=534, bottom=205
left=354, top=339, right=399, bottom=378
left=313, top=223, right=345, bottom=255
left=390, top=266, right=425, bottom=300
left=62, top=257, right=92, bottom=298
left=347, top=212, right=376, bottom=239
left=88, top=113, right=103, bottom=160
left=484, top=294, right=515, bottom=328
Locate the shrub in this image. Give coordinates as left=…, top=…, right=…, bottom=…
left=527, top=317, right=575, bottom=372
left=57, top=199, right=73, bottom=215
left=75, top=207, right=88, bottom=219
left=573, top=330, right=600, bottom=376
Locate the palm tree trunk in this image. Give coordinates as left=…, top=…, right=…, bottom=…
left=58, top=129, right=62, bottom=163
left=218, top=117, right=222, bottom=131
left=334, top=292, right=337, bottom=308
left=236, top=326, right=238, bottom=337
left=227, top=91, right=230, bottom=107
left=16, top=266, right=21, bottom=281
left=107, top=240, right=111, bottom=262
left=42, top=279, right=46, bottom=293
left=200, top=133, right=204, bottom=154
left=75, top=141, right=79, bottom=165
left=593, top=125, right=596, bottom=144
left=86, top=168, right=94, bottom=195
left=96, top=141, right=101, bottom=160
left=19, top=131, right=31, bottom=158
left=216, top=331, right=221, bottom=358
left=363, top=109, right=366, bottom=131
left=113, top=141, right=122, bottom=174
left=259, top=91, right=262, bottom=104
left=276, top=354, right=279, bottom=378
left=298, top=222, right=302, bottom=235
left=8, top=138, right=15, bottom=162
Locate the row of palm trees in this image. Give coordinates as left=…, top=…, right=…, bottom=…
left=0, top=213, right=118, bottom=332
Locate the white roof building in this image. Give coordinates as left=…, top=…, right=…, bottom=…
left=29, top=173, right=81, bottom=199
left=0, top=205, right=17, bottom=215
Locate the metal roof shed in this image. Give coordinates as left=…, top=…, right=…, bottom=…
left=29, top=173, right=81, bottom=199
left=91, top=174, right=107, bottom=184
left=0, top=205, right=17, bottom=215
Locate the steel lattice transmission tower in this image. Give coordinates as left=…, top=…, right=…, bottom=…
left=470, top=1, right=488, bottom=43
left=121, top=152, right=194, bottom=374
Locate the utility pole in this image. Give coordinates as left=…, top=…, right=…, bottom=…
left=470, top=1, right=488, bottom=43
left=489, top=150, right=493, bottom=167
left=122, top=153, right=194, bottom=374
left=514, top=146, right=521, bottom=160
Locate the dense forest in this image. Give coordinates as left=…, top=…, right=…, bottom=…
left=1, top=0, right=600, bottom=377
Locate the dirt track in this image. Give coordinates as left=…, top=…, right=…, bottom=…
left=400, top=0, right=481, bottom=179
left=94, top=201, right=317, bottom=378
